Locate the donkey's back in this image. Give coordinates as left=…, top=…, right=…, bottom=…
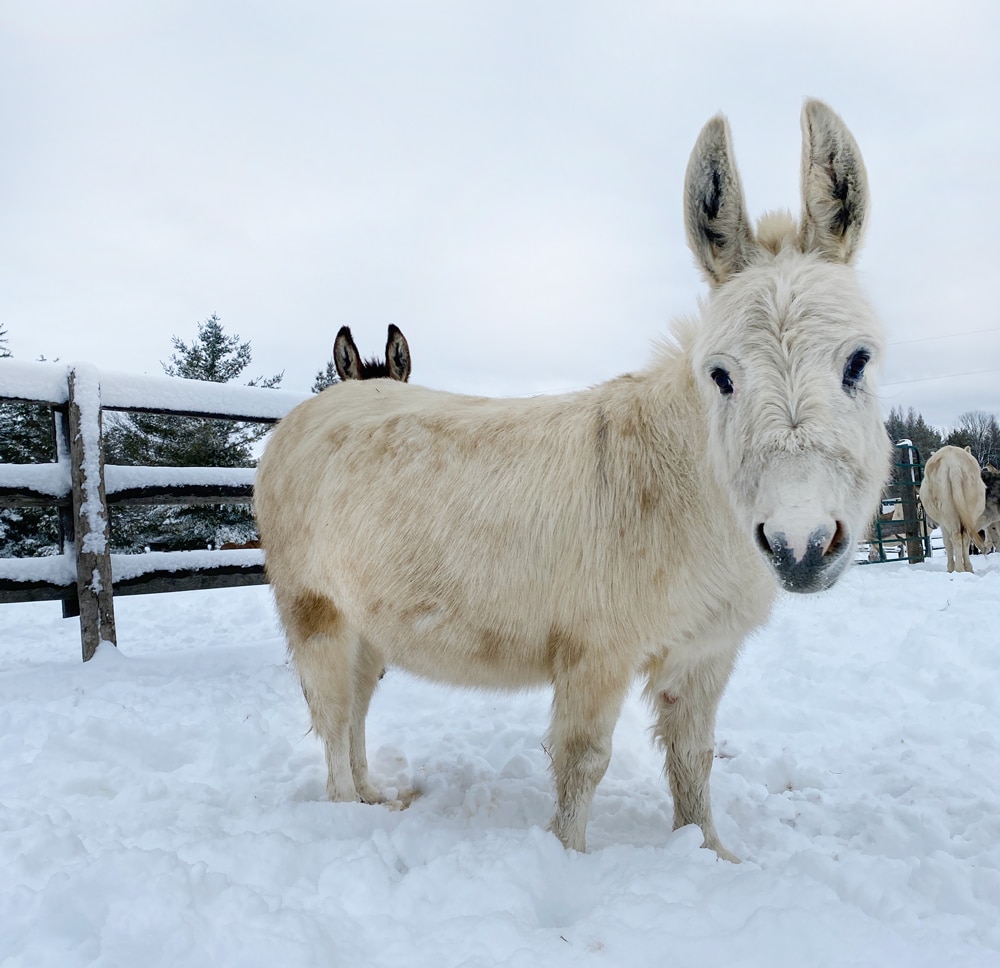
left=260, top=370, right=755, bottom=683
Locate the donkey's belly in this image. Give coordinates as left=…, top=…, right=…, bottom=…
left=367, top=610, right=557, bottom=691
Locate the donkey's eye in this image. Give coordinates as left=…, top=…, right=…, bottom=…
left=842, top=350, right=870, bottom=393
left=710, top=367, right=735, bottom=396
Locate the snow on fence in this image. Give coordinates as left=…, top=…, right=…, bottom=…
left=0, top=359, right=307, bottom=660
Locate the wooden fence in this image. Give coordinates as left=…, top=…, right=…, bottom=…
left=0, top=360, right=306, bottom=661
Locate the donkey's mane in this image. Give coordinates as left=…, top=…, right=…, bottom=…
left=654, top=315, right=699, bottom=374
left=755, top=210, right=799, bottom=255
left=359, top=356, right=391, bottom=379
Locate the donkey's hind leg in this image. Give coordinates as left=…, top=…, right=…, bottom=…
left=348, top=637, right=386, bottom=804
left=285, top=592, right=364, bottom=802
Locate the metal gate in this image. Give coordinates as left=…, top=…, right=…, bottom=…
left=862, top=439, right=931, bottom=564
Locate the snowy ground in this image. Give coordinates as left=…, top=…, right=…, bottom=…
left=2, top=555, right=999, bottom=967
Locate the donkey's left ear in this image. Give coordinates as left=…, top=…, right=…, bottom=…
left=799, top=99, right=869, bottom=264
left=385, top=324, right=411, bottom=382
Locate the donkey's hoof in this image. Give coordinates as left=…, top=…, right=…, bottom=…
left=548, top=816, right=586, bottom=853
left=356, top=782, right=386, bottom=805
left=705, top=839, right=741, bottom=863
left=387, top=787, right=422, bottom=810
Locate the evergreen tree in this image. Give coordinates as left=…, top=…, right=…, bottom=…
left=883, top=406, right=943, bottom=476
left=164, top=313, right=282, bottom=388
left=104, top=315, right=282, bottom=551
left=0, top=326, right=62, bottom=557
left=312, top=359, right=339, bottom=394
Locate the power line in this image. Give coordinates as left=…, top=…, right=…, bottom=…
left=888, top=326, right=1000, bottom=346
left=883, top=326, right=1000, bottom=387
left=883, top=366, right=1000, bottom=387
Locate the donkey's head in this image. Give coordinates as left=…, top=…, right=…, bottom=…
left=333, top=324, right=412, bottom=382
left=685, top=100, right=891, bottom=593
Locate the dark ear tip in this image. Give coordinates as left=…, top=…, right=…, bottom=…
left=387, top=323, right=402, bottom=338
left=336, top=325, right=353, bottom=340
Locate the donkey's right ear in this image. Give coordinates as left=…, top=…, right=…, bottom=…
left=385, top=325, right=411, bottom=382
left=684, top=114, right=755, bottom=287
left=333, top=326, right=363, bottom=381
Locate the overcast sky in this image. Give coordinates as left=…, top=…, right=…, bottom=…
left=2, top=1, right=998, bottom=431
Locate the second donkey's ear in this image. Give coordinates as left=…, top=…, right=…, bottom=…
left=386, top=325, right=411, bottom=382
left=334, top=326, right=363, bottom=381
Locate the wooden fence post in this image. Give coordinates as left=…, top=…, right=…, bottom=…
left=53, top=407, right=82, bottom=620
left=67, top=366, right=117, bottom=660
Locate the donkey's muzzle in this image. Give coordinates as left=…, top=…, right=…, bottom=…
left=755, top=521, right=851, bottom=593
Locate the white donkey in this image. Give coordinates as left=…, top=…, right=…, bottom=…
left=919, top=445, right=986, bottom=573
left=255, top=100, right=891, bottom=861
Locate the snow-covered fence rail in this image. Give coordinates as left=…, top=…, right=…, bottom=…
left=0, top=359, right=306, bottom=660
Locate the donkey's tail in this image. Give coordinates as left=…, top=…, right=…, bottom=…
left=949, top=465, right=987, bottom=553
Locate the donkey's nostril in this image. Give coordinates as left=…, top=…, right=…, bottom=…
left=828, top=520, right=848, bottom=557
left=755, top=523, right=772, bottom=555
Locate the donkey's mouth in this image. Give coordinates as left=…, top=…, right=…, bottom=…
left=755, top=521, right=851, bottom=594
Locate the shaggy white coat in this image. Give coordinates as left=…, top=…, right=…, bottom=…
left=920, top=445, right=987, bottom=573
left=255, top=100, right=891, bottom=860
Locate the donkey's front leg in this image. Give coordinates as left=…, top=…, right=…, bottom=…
left=649, top=649, right=740, bottom=862
left=548, top=660, right=629, bottom=852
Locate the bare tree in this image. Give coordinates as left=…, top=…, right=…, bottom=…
left=946, top=410, right=1000, bottom=468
